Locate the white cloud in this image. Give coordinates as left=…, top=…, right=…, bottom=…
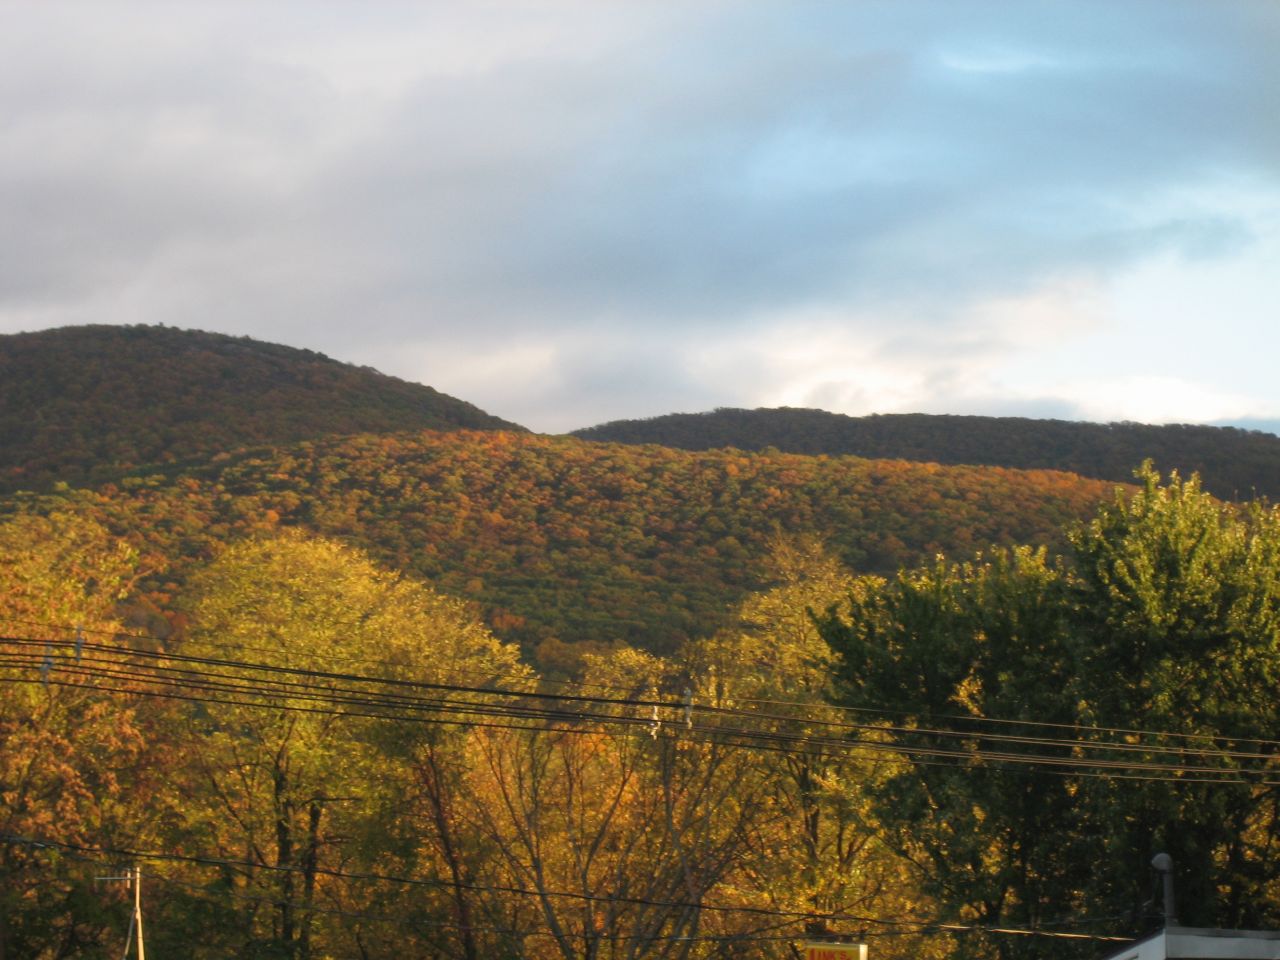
left=1051, top=376, right=1260, bottom=426
left=0, top=1, right=1278, bottom=433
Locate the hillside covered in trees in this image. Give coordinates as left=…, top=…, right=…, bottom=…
left=6, top=324, right=1278, bottom=958
left=572, top=408, right=1280, bottom=501
left=5, top=468, right=1279, bottom=959
left=3, top=430, right=1114, bottom=666
left=0, top=325, right=523, bottom=493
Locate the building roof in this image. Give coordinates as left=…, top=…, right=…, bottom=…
left=1104, top=928, right=1280, bottom=960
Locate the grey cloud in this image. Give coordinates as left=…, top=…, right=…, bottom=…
left=422, top=336, right=738, bottom=434
left=0, top=1, right=1276, bottom=429
left=334, top=0, right=1279, bottom=336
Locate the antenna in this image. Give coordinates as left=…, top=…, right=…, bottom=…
left=1151, top=853, right=1177, bottom=927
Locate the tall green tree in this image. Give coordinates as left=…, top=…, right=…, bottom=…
left=820, top=466, right=1280, bottom=959
left=1067, top=467, right=1280, bottom=931
left=820, top=547, right=1086, bottom=960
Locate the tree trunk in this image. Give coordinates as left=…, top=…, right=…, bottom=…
left=274, top=764, right=295, bottom=951
left=300, top=801, right=322, bottom=960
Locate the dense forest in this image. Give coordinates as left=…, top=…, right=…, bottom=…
left=5, top=469, right=1280, bottom=959
left=0, top=325, right=522, bottom=494
left=573, top=408, right=1280, bottom=501
left=4, top=429, right=1114, bottom=667
left=5, top=325, right=1280, bottom=958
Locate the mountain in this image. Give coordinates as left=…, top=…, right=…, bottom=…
left=0, top=326, right=1196, bottom=665
left=20, top=429, right=1117, bottom=667
left=572, top=408, right=1280, bottom=501
left=0, top=325, right=523, bottom=492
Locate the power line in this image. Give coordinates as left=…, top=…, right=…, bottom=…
left=0, top=615, right=545, bottom=689
left=0, top=833, right=1132, bottom=944
left=5, top=837, right=815, bottom=949
left=2, top=641, right=1275, bottom=785
left=2, top=635, right=1274, bottom=780
left=14, top=615, right=1279, bottom=753
left=0, top=633, right=1249, bottom=758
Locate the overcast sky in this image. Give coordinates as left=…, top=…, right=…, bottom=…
left=2, top=2, right=1277, bottom=433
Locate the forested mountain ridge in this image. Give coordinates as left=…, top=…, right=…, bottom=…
left=0, top=325, right=523, bottom=493
left=5, top=428, right=1116, bottom=666
left=5, top=459, right=1271, bottom=958
left=572, top=407, right=1280, bottom=501
left=1, top=324, right=1124, bottom=663
left=7, top=328, right=1277, bottom=957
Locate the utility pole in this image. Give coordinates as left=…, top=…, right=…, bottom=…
left=96, top=865, right=145, bottom=959
left=132, top=865, right=146, bottom=960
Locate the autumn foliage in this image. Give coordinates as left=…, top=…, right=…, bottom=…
left=6, top=429, right=1114, bottom=663
left=5, top=469, right=1280, bottom=958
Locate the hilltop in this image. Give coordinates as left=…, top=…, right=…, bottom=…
left=572, top=407, right=1280, bottom=501
left=0, top=325, right=523, bottom=493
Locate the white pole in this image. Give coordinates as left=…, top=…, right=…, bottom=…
left=133, top=866, right=145, bottom=960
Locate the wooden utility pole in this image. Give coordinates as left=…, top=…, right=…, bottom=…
left=96, top=865, right=145, bottom=959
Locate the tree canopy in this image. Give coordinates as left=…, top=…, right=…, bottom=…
left=819, top=465, right=1280, bottom=959
left=6, top=469, right=1280, bottom=958
left=8, top=429, right=1114, bottom=665
left=574, top=408, right=1280, bottom=501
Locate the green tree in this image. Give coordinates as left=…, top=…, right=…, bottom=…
left=819, top=466, right=1280, bottom=959
left=819, top=546, right=1083, bottom=960
left=1067, top=467, right=1280, bottom=931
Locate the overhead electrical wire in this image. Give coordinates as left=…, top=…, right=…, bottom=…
left=1, top=833, right=1132, bottom=945
left=5, top=836, right=818, bottom=949
left=10, top=614, right=1279, bottom=753
left=1, top=615, right=543, bottom=688
left=0, top=632, right=1261, bottom=756
left=1, top=636, right=1273, bottom=783
left=10, top=631, right=1277, bottom=757
left=0, top=639, right=1246, bottom=765
left=2, top=636, right=1276, bottom=785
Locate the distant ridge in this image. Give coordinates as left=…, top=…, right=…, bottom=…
left=572, top=407, right=1280, bottom=501
left=0, top=324, right=524, bottom=492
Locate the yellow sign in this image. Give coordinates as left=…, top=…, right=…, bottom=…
left=804, top=943, right=867, bottom=960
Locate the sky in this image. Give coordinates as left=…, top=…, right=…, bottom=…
left=1, top=2, right=1278, bottom=434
